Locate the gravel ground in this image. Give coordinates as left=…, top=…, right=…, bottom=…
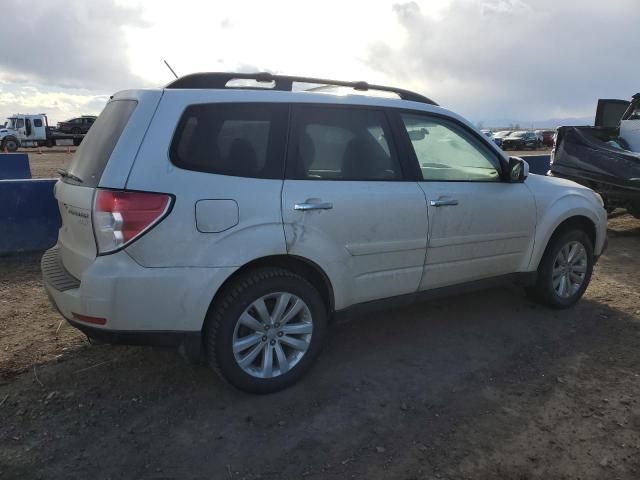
left=22, top=149, right=74, bottom=179
left=0, top=214, right=638, bottom=479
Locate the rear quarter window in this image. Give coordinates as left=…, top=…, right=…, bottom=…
left=169, top=103, right=288, bottom=179
left=65, top=100, right=137, bottom=187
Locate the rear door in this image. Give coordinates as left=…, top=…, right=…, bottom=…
left=394, top=112, right=536, bottom=290
left=281, top=105, right=428, bottom=308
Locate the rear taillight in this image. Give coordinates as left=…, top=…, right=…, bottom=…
left=93, top=189, right=172, bottom=255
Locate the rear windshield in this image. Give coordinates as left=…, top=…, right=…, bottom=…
left=65, top=100, right=137, bottom=187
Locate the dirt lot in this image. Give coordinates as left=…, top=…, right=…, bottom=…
left=23, top=148, right=553, bottom=180
left=1, top=211, right=638, bottom=478
left=22, top=149, right=75, bottom=179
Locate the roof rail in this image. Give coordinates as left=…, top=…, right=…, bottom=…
left=165, top=72, right=438, bottom=106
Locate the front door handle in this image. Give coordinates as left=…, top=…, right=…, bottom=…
left=430, top=199, right=459, bottom=207
left=294, top=201, right=333, bottom=211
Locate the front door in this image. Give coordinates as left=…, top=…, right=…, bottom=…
left=396, top=112, right=536, bottom=290
left=281, top=105, right=429, bottom=309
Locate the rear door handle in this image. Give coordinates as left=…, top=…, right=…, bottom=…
left=294, top=202, right=333, bottom=211
left=429, top=199, right=459, bottom=207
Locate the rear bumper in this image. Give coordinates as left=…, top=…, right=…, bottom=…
left=41, top=245, right=236, bottom=341
left=67, top=316, right=201, bottom=349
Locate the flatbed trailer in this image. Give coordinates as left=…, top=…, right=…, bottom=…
left=1, top=114, right=85, bottom=151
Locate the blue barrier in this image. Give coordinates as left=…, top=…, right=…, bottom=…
left=0, top=179, right=60, bottom=254
left=0, top=153, right=32, bottom=180
left=521, top=154, right=551, bottom=175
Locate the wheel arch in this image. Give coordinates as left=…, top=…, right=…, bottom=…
left=204, top=254, right=335, bottom=331
left=531, top=213, right=598, bottom=270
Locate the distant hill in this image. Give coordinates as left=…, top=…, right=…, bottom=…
left=477, top=117, right=592, bottom=130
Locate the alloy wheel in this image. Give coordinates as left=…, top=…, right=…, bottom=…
left=552, top=241, right=588, bottom=298
left=232, top=292, right=313, bottom=378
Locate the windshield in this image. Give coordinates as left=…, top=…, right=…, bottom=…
left=5, top=118, right=16, bottom=129
left=509, top=131, right=527, bottom=138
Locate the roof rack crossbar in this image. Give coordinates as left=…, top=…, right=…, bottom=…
left=165, top=72, right=437, bottom=105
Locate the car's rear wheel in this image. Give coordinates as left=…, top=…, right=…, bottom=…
left=526, top=229, right=594, bottom=308
left=205, top=267, right=327, bottom=393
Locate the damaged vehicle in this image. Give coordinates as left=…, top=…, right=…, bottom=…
left=42, top=72, right=607, bottom=393
left=550, top=94, right=640, bottom=217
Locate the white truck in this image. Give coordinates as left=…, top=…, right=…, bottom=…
left=0, top=113, right=83, bottom=152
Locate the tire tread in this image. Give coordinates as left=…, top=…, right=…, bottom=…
left=205, top=267, right=319, bottom=391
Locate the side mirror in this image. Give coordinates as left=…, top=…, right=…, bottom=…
left=407, top=128, right=428, bottom=141
left=507, top=156, right=529, bottom=183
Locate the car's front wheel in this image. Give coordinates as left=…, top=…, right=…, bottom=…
left=205, top=267, right=327, bottom=393
left=526, top=229, right=594, bottom=308
left=2, top=137, right=19, bottom=152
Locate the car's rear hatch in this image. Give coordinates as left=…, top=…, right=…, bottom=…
left=54, top=91, right=162, bottom=279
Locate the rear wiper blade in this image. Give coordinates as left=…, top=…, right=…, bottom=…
left=57, top=169, right=83, bottom=183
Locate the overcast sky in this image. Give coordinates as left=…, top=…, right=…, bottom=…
left=1, top=0, right=638, bottom=126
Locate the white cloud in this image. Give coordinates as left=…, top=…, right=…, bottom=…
left=366, top=0, right=640, bottom=124
left=0, top=0, right=638, bottom=125
left=0, top=84, right=107, bottom=124
left=0, top=0, right=146, bottom=91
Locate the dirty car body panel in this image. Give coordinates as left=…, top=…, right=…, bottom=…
left=40, top=73, right=610, bottom=391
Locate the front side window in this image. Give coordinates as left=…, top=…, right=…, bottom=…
left=287, top=106, right=401, bottom=180
left=401, top=113, right=500, bottom=182
left=170, top=103, right=287, bottom=179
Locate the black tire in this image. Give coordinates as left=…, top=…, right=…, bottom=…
left=205, top=267, right=328, bottom=393
left=2, top=137, right=19, bottom=152
left=526, top=229, right=594, bottom=309
left=45, top=138, right=55, bottom=148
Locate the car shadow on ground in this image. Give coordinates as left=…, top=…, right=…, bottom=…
left=2, top=283, right=638, bottom=479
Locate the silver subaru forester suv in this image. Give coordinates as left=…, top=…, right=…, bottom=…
left=43, top=72, right=607, bottom=393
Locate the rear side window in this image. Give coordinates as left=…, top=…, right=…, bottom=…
left=34, top=119, right=43, bottom=127
left=286, top=106, right=401, bottom=180
left=170, top=103, right=288, bottom=179
left=66, top=100, right=137, bottom=187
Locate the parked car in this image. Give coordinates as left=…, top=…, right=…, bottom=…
left=502, top=131, right=540, bottom=150
left=550, top=94, right=640, bottom=217
left=536, top=129, right=556, bottom=147
left=42, top=72, right=608, bottom=393
left=481, top=129, right=501, bottom=147
left=56, top=115, right=97, bottom=134
left=491, top=130, right=512, bottom=148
